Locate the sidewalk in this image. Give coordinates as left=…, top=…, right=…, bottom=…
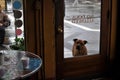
left=64, top=20, right=100, bottom=58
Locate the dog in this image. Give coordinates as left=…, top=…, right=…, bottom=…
left=72, top=38, right=88, bottom=56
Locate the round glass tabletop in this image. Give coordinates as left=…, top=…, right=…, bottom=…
left=0, top=50, right=42, bottom=80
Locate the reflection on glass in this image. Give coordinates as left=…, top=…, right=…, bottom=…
left=0, top=0, right=24, bottom=50
left=64, top=0, right=101, bottom=58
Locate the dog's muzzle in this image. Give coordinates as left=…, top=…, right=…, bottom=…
left=76, top=44, right=81, bottom=50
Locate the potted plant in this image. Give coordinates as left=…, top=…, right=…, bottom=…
left=10, top=37, right=25, bottom=50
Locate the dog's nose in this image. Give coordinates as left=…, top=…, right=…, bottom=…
left=76, top=45, right=80, bottom=50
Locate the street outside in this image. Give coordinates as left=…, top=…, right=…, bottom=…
left=64, top=0, right=101, bottom=58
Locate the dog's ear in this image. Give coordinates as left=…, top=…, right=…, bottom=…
left=73, top=39, right=78, bottom=42
left=83, top=40, right=88, bottom=44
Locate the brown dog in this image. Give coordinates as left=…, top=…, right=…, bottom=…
left=72, top=38, right=88, bottom=56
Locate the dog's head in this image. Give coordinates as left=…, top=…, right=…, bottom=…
left=73, top=38, right=88, bottom=51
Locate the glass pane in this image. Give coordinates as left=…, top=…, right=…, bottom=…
left=0, top=0, right=24, bottom=50
left=64, top=0, right=101, bottom=58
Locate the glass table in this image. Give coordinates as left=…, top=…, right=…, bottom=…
left=0, top=50, right=42, bottom=80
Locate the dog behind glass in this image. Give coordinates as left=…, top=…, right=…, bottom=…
left=72, top=38, right=88, bottom=56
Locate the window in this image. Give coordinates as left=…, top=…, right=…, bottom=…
left=0, top=0, right=24, bottom=50
left=64, top=0, right=101, bottom=58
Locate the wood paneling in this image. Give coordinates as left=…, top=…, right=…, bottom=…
left=24, top=0, right=56, bottom=79
left=43, top=0, right=56, bottom=79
